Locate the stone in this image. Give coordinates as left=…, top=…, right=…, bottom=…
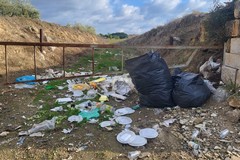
left=180, top=119, right=188, bottom=125
left=221, top=65, right=240, bottom=86
left=224, top=53, right=240, bottom=69
left=214, top=146, right=221, bottom=150
left=234, top=0, right=240, bottom=19
left=226, top=110, right=240, bottom=123
left=211, top=113, right=217, bottom=117
left=230, top=38, right=240, bottom=54
left=227, top=145, right=233, bottom=152
left=226, top=20, right=240, bottom=37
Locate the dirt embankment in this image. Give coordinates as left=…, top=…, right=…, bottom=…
left=123, top=13, right=223, bottom=73
left=0, top=16, right=104, bottom=78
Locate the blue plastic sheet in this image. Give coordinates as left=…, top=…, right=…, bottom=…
left=15, top=75, right=36, bottom=85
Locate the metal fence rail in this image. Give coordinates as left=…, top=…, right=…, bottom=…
left=0, top=41, right=223, bottom=84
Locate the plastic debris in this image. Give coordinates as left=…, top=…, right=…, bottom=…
left=108, top=92, right=127, bottom=100
left=188, top=141, right=200, bottom=156
left=114, top=107, right=135, bottom=116
left=19, top=117, right=57, bottom=136
left=113, top=81, right=131, bottom=95
left=220, top=129, right=229, bottom=139
left=86, top=89, right=97, bottom=99
left=115, top=116, right=132, bottom=125
left=204, top=80, right=217, bottom=93
left=68, top=115, right=83, bottom=123
left=72, top=83, right=90, bottom=91
left=16, top=75, right=36, bottom=85
left=139, top=128, right=158, bottom=139
left=131, top=105, right=140, bottom=110
left=56, top=98, right=72, bottom=104
left=17, top=137, right=26, bottom=146
left=99, top=95, right=109, bottom=102
left=91, top=77, right=106, bottom=83
left=45, top=85, right=56, bottom=90
left=128, top=151, right=141, bottom=160
left=0, top=131, right=10, bottom=137
left=14, top=84, right=35, bottom=89
left=29, top=132, right=44, bottom=137
left=116, top=130, right=136, bottom=144
left=79, top=108, right=100, bottom=120
left=62, top=128, right=73, bottom=134
left=99, top=121, right=116, bottom=128
left=163, top=119, right=176, bottom=127
left=72, top=90, right=84, bottom=97
left=212, top=87, right=229, bottom=102
left=128, top=135, right=147, bottom=147
left=50, top=106, right=63, bottom=112
left=191, top=129, right=200, bottom=140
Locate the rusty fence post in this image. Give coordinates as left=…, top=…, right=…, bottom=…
left=92, top=47, right=95, bottom=75
left=63, top=47, right=66, bottom=78
left=33, top=46, right=37, bottom=80
left=40, top=29, right=43, bottom=52
left=5, top=45, right=8, bottom=83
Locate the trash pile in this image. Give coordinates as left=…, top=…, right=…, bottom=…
left=125, top=51, right=215, bottom=108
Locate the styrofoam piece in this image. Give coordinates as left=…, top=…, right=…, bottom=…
left=128, top=135, right=147, bottom=147
left=56, top=98, right=72, bottom=104
left=139, top=128, right=158, bottom=139
left=115, top=116, right=132, bottom=125
left=116, top=130, right=136, bottom=144
left=99, top=121, right=116, bottom=128
left=114, top=107, right=135, bottom=116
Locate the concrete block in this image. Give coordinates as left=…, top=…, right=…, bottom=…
left=225, top=20, right=240, bottom=37
left=221, top=65, right=240, bottom=85
left=235, top=0, right=240, bottom=19
left=224, top=52, right=240, bottom=69
left=230, top=38, right=240, bottom=54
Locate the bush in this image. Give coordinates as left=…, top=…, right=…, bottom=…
left=204, top=1, right=234, bottom=43
left=66, top=23, right=96, bottom=35
left=100, top=32, right=128, bottom=39
left=0, top=0, right=40, bottom=19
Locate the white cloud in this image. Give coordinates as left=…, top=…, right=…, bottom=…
left=188, top=0, right=208, bottom=10
left=151, top=0, right=182, bottom=10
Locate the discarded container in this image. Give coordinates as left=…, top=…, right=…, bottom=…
left=14, top=84, right=35, bottom=89
left=128, top=151, right=141, bottom=160
left=117, top=130, right=136, bottom=144
left=73, top=90, right=84, bottom=97
left=99, top=121, right=116, bottom=128
left=220, top=129, right=229, bottom=139
left=115, top=116, right=132, bottom=125
left=50, top=106, right=63, bottom=112
left=191, top=129, right=200, bottom=140
left=128, top=135, right=147, bottom=147
left=188, top=141, right=200, bottom=150
left=114, top=107, right=135, bottom=116
left=139, top=128, right=158, bottom=139
left=113, top=81, right=131, bottom=95
left=68, top=115, right=83, bottom=123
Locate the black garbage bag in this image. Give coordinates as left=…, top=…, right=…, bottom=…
left=125, top=52, right=175, bottom=108
left=172, top=69, right=211, bottom=108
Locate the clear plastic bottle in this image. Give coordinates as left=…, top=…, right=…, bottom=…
left=219, top=129, right=229, bottom=139
left=191, top=129, right=200, bottom=140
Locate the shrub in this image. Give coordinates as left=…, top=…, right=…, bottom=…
left=66, top=23, right=96, bottom=35
left=0, top=0, right=40, bottom=19
left=204, top=0, right=234, bottom=43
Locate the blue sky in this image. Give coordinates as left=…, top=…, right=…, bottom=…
left=30, top=0, right=231, bottom=34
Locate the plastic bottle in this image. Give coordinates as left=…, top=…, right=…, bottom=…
left=191, top=129, right=200, bottom=140
left=219, top=129, right=229, bottom=139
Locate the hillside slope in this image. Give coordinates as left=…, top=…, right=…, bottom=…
left=123, top=13, right=223, bottom=72
left=0, top=16, right=104, bottom=79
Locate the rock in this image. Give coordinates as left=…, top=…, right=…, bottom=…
left=231, top=155, right=240, bottom=160
left=227, top=146, right=233, bottom=152
left=211, top=113, right=217, bottom=117
left=228, top=96, right=240, bottom=108
left=0, top=131, right=9, bottom=137
left=139, top=152, right=151, bottom=158
left=214, top=146, right=221, bottom=150
left=226, top=20, right=240, bottom=37
left=180, top=119, right=188, bottom=125
left=193, top=118, right=204, bottom=124
left=226, top=110, right=240, bottom=123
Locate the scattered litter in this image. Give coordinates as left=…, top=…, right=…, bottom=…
left=116, top=130, right=136, bottom=144
left=68, top=115, right=83, bottom=123
left=79, top=108, right=100, bottom=120
left=115, top=116, right=132, bottom=125
left=73, top=90, right=83, bottom=97
left=99, top=121, right=116, bottom=128
left=139, top=128, right=158, bottom=139
left=19, top=117, right=57, bottom=136
left=56, top=98, right=72, bottom=104
left=99, top=95, right=109, bottom=102
left=114, top=107, right=135, bottom=116
left=212, top=87, right=229, bottom=102
left=57, top=86, right=64, bottom=90
left=62, top=128, right=73, bottom=134
left=153, top=108, right=163, bottom=115
left=88, top=119, right=99, bottom=124
left=128, top=135, right=147, bottom=147
left=50, top=106, right=63, bottom=112
left=17, top=137, right=26, bottom=146
left=0, top=137, right=17, bottom=146
left=163, top=118, right=176, bottom=127
left=72, top=83, right=90, bottom=91
left=131, top=105, right=140, bottom=110
left=220, top=129, right=229, bottom=139
left=191, top=129, right=200, bottom=140
left=188, top=141, right=200, bottom=156
left=45, top=85, right=55, bottom=90
left=113, top=81, right=131, bottom=95
left=0, top=131, right=10, bottom=137
left=29, top=132, right=44, bottom=137
left=204, top=80, right=217, bottom=93
left=86, top=89, right=97, bottom=99
left=14, top=84, right=35, bottom=89
left=128, top=151, right=141, bottom=160
left=16, top=75, right=36, bottom=85
left=91, top=77, right=106, bottom=83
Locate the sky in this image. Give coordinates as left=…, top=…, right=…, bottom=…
left=30, top=0, right=231, bottom=34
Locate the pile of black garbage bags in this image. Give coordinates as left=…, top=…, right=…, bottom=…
left=125, top=52, right=211, bottom=108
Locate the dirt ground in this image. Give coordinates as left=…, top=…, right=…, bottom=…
left=0, top=78, right=240, bottom=160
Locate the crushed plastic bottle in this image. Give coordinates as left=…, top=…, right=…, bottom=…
left=128, top=151, right=141, bottom=160
left=191, top=129, right=200, bottom=140
left=219, top=129, right=229, bottom=139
